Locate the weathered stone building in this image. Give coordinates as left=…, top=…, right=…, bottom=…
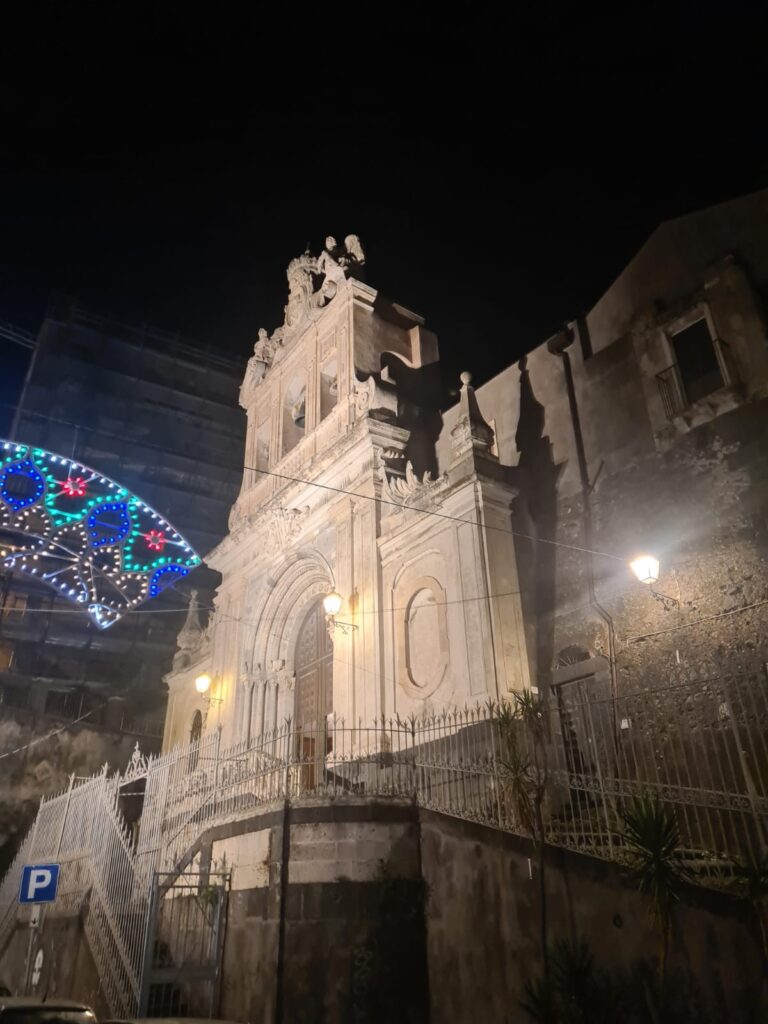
left=165, top=192, right=768, bottom=751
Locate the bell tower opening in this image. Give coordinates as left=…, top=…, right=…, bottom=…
left=294, top=598, right=334, bottom=774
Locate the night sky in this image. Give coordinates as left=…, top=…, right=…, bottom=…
left=2, top=3, right=767, bottom=429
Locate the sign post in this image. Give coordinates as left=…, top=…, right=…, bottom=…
left=19, top=864, right=60, bottom=995
left=19, top=865, right=61, bottom=905
left=19, top=772, right=74, bottom=994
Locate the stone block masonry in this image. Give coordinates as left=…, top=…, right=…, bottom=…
left=1, top=798, right=765, bottom=1022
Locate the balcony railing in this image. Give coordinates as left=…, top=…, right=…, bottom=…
left=656, top=337, right=738, bottom=419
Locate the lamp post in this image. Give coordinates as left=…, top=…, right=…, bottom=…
left=629, top=554, right=679, bottom=610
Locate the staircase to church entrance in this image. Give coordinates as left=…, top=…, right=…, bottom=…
left=138, top=870, right=229, bottom=1018
left=0, top=668, right=765, bottom=1016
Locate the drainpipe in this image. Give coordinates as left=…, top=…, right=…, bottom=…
left=547, top=329, right=619, bottom=707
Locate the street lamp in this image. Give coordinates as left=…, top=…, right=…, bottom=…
left=629, top=554, right=679, bottom=609
left=195, top=673, right=212, bottom=694
left=322, top=590, right=342, bottom=616
left=629, top=555, right=660, bottom=585
left=323, top=588, right=356, bottom=636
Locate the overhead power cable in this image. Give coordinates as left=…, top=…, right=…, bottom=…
left=241, top=461, right=626, bottom=562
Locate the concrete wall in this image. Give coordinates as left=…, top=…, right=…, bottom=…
left=421, top=810, right=765, bottom=1024
left=179, top=801, right=429, bottom=1024
left=3, top=800, right=764, bottom=1022
left=0, top=912, right=108, bottom=1018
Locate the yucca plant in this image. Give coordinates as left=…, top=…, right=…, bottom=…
left=497, top=690, right=551, bottom=976
left=620, top=794, right=691, bottom=997
left=733, top=847, right=768, bottom=964
left=520, top=938, right=618, bottom=1023
left=519, top=975, right=559, bottom=1023
left=550, top=938, right=594, bottom=1021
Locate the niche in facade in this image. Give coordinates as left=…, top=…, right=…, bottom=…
left=396, top=576, right=449, bottom=698
left=255, top=418, right=270, bottom=471
left=320, top=357, right=338, bottom=422
left=282, top=375, right=306, bottom=456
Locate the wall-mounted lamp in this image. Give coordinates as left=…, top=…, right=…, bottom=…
left=629, top=554, right=679, bottom=610
left=194, top=673, right=222, bottom=706
left=322, top=590, right=342, bottom=617
left=323, top=588, right=357, bottom=636
left=629, top=555, right=659, bottom=585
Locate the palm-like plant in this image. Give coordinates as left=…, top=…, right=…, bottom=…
left=620, top=795, right=691, bottom=996
left=497, top=690, right=551, bottom=975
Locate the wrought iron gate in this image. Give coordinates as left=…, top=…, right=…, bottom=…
left=138, top=871, right=229, bottom=1018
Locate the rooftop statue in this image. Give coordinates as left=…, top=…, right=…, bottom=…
left=241, top=235, right=365, bottom=401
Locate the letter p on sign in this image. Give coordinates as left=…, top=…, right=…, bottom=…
left=19, top=864, right=60, bottom=904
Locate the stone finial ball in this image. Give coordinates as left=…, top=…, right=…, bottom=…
left=460, top=371, right=472, bottom=387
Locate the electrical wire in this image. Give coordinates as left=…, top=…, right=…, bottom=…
left=624, top=596, right=768, bottom=645
left=1, top=397, right=627, bottom=564
left=0, top=697, right=118, bottom=760
left=241, top=462, right=626, bottom=562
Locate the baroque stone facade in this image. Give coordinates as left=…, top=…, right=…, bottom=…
left=164, top=190, right=768, bottom=753
left=163, top=233, right=531, bottom=750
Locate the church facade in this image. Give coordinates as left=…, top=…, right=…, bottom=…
left=164, top=191, right=768, bottom=755
left=163, top=236, right=532, bottom=752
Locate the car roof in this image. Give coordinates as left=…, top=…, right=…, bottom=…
left=0, top=1000, right=93, bottom=1010
left=131, top=1019, right=242, bottom=1024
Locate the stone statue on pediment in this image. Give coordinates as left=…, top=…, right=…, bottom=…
left=243, top=235, right=366, bottom=380
left=243, top=326, right=285, bottom=395
left=285, top=251, right=319, bottom=330
left=316, top=235, right=366, bottom=305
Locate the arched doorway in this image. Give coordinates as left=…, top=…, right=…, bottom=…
left=294, top=599, right=333, bottom=776
left=190, top=709, right=203, bottom=743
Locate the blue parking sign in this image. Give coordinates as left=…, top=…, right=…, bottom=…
left=19, top=864, right=60, bottom=904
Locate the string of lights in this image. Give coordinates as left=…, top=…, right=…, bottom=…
left=0, top=439, right=200, bottom=628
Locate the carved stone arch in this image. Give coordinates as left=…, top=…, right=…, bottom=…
left=246, top=549, right=333, bottom=677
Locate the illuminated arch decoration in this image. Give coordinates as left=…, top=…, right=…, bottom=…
left=0, top=440, right=201, bottom=629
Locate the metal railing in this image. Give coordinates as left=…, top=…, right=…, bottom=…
left=1, top=668, right=766, bottom=1015
left=656, top=337, right=738, bottom=419
left=0, top=771, right=147, bottom=1016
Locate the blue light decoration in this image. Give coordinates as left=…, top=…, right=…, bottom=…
left=0, top=459, right=45, bottom=511
left=0, top=440, right=201, bottom=628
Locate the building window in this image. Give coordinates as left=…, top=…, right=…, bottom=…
left=282, top=375, right=306, bottom=456
left=0, top=642, right=12, bottom=673
left=45, top=689, right=81, bottom=719
left=0, top=683, right=29, bottom=709
left=3, top=592, right=27, bottom=618
left=657, top=313, right=737, bottom=418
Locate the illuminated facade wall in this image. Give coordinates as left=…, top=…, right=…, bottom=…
left=165, top=192, right=768, bottom=751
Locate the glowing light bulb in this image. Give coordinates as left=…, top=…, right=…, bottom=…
left=630, top=555, right=660, bottom=585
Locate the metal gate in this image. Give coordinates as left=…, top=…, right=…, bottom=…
left=138, top=871, right=230, bottom=1018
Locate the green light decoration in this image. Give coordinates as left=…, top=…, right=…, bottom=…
left=0, top=440, right=201, bottom=628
